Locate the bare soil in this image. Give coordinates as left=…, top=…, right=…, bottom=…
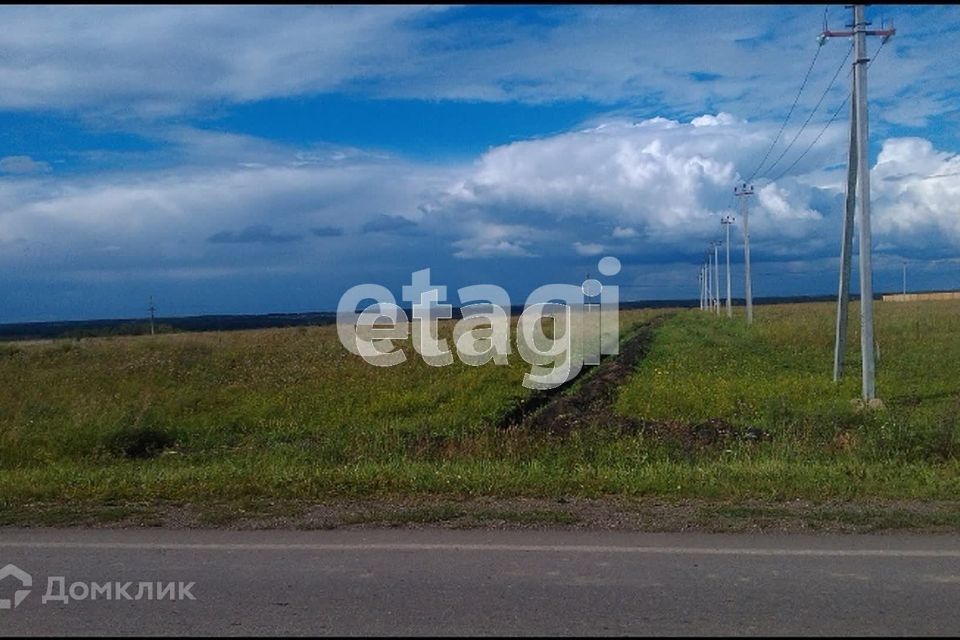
left=9, top=496, right=960, bottom=535
left=501, top=315, right=769, bottom=451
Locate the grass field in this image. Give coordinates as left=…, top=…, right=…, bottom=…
left=0, top=301, right=958, bottom=528
left=619, top=300, right=960, bottom=463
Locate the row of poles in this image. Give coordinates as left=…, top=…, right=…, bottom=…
left=698, top=5, right=894, bottom=402
left=698, top=186, right=754, bottom=325
left=826, top=4, right=894, bottom=401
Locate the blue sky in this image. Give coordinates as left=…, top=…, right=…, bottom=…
left=1, top=4, right=959, bottom=322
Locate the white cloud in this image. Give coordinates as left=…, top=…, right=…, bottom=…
left=1, top=117, right=958, bottom=313
left=691, top=113, right=740, bottom=128
left=451, top=222, right=538, bottom=259
left=423, top=117, right=960, bottom=268
left=0, top=144, right=448, bottom=273
left=756, top=183, right=821, bottom=222
left=0, top=5, right=953, bottom=131
left=573, top=242, right=605, bottom=256
left=872, top=137, right=960, bottom=248
left=424, top=115, right=845, bottom=259
left=0, top=6, right=429, bottom=112
left=454, top=239, right=533, bottom=259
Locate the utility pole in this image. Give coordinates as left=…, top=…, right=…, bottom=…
left=833, top=92, right=858, bottom=382
left=706, top=251, right=712, bottom=313
left=710, top=241, right=721, bottom=314
left=703, top=263, right=709, bottom=311
left=699, top=268, right=704, bottom=310
left=902, top=260, right=907, bottom=295
left=734, top=183, right=754, bottom=325
left=721, top=215, right=735, bottom=318
left=703, top=251, right=713, bottom=311
left=822, top=5, right=895, bottom=400
left=702, top=266, right=708, bottom=311
left=148, top=296, right=156, bottom=336
left=702, top=257, right=709, bottom=312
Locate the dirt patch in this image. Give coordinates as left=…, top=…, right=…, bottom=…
left=501, top=315, right=666, bottom=433
left=10, top=496, right=960, bottom=535
left=501, top=314, right=769, bottom=449
left=624, top=417, right=770, bottom=453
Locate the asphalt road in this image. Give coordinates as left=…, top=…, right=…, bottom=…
left=1, top=527, right=960, bottom=636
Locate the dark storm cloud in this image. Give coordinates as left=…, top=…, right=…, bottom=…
left=207, top=224, right=301, bottom=244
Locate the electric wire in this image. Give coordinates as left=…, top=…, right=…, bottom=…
left=743, top=43, right=824, bottom=183
left=761, top=43, right=853, bottom=180
left=705, top=16, right=893, bottom=296
left=769, top=38, right=889, bottom=183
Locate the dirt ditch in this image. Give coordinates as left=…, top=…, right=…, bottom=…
left=498, top=313, right=769, bottom=449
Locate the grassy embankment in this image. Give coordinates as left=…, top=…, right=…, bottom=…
left=0, top=301, right=958, bottom=528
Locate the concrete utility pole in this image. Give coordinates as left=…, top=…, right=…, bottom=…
left=702, top=266, right=708, bottom=311
left=699, top=268, right=704, bottom=310
left=148, top=296, right=156, bottom=336
left=703, top=266, right=708, bottom=311
left=734, top=183, right=754, bottom=325
left=711, top=240, right=722, bottom=315
left=706, top=249, right=712, bottom=313
left=705, top=254, right=712, bottom=312
left=833, top=93, right=858, bottom=382
left=721, top=215, right=735, bottom=318
left=822, top=5, right=895, bottom=400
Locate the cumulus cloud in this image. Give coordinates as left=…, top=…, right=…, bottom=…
left=573, top=242, right=605, bottom=256
left=0, top=111, right=958, bottom=321
left=872, top=137, right=960, bottom=250
left=431, top=118, right=736, bottom=232
left=422, top=114, right=850, bottom=264
left=416, top=115, right=960, bottom=276
left=451, top=222, right=538, bottom=259
left=2, top=115, right=954, bottom=281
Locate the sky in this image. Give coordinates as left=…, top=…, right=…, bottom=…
left=1, top=4, right=960, bottom=322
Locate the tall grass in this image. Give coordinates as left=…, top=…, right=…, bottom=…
left=616, top=300, right=960, bottom=463
left=0, top=303, right=958, bottom=510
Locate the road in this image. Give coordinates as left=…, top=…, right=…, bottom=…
left=1, top=527, right=960, bottom=635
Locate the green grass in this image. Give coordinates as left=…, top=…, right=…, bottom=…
left=0, top=322, right=541, bottom=467
left=0, top=302, right=958, bottom=527
left=617, top=300, right=960, bottom=463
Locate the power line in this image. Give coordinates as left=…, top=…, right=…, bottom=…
left=922, top=171, right=960, bottom=180
left=761, top=43, right=853, bottom=180
left=744, top=42, right=825, bottom=183
left=770, top=95, right=848, bottom=182
left=769, top=38, right=889, bottom=183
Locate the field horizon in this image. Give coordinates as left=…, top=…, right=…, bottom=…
left=6, top=288, right=949, bottom=342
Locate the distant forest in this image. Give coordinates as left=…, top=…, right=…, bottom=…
left=0, top=294, right=858, bottom=342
